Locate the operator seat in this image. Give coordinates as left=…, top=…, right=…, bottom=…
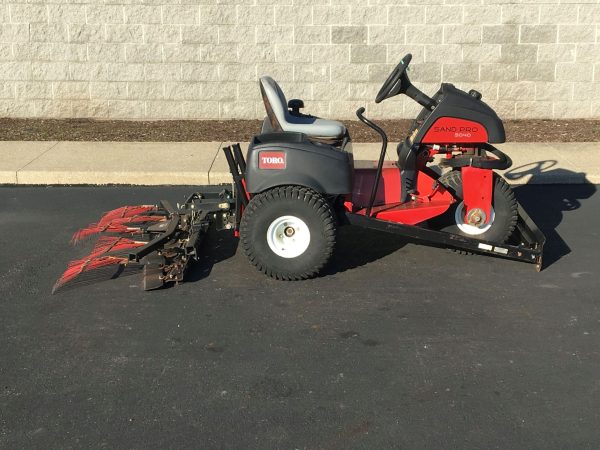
left=259, top=76, right=346, bottom=144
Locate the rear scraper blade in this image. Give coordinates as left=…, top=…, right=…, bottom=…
left=52, top=255, right=144, bottom=294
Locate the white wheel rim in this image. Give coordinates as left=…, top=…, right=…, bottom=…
left=266, top=215, right=311, bottom=258
left=454, top=202, right=495, bottom=236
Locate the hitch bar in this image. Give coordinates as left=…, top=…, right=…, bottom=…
left=346, top=202, right=546, bottom=270
left=128, top=200, right=179, bottom=262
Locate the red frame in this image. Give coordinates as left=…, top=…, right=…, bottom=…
left=344, top=149, right=494, bottom=227
left=460, top=166, right=493, bottom=224
left=346, top=163, right=456, bottom=225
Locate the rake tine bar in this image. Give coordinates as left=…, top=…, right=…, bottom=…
left=71, top=215, right=168, bottom=244
left=98, top=205, right=158, bottom=226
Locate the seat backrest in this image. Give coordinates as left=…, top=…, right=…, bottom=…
left=259, top=75, right=346, bottom=142
left=259, top=76, right=288, bottom=132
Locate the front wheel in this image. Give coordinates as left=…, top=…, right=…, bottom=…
left=431, top=170, right=518, bottom=243
left=240, top=186, right=336, bottom=280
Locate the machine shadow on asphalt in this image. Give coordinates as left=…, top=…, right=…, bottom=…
left=186, top=222, right=408, bottom=282
left=322, top=226, right=407, bottom=276
left=185, top=228, right=239, bottom=283
left=507, top=161, right=597, bottom=268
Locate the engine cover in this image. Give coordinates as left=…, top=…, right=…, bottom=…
left=245, top=132, right=353, bottom=195
left=413, top=83, right=506, bottom=145
left=422, top=117, right=489, bottom=143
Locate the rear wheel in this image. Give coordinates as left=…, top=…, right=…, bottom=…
left=240, top=186, right=336, bottom=280
left=432, top=170, right=518, bottom=243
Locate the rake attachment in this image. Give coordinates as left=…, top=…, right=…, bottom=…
left=53, top=191, right=235, bottom=294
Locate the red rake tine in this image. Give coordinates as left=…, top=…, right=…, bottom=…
left=70, top=215, right=167, bottom=244
left=87, top=236, right=146, bottom=260
left=71, top=223, right=138, bottom=244
left=98, top=205, right=159, bottom=226
left=102, top=215, right=167, bottom=225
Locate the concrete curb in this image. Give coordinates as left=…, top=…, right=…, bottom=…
left=0, top=141, right=598, bottom=186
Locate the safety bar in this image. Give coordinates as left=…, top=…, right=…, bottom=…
left=356, top=107, right=389, bottom=217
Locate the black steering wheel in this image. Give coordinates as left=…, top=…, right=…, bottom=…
left=375, top=54, right=412, bottom=104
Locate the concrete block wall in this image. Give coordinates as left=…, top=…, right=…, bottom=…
left=1, top=1, right=599, bottom=120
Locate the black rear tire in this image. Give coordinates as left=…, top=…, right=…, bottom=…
left=431, top=170, right=518, bottom=243
left=240, top=186, right=336, bottom=280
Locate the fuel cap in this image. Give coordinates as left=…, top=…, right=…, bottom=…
left=468, top=89, right=482, bottom=100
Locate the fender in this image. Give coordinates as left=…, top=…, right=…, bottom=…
left=244, top=132, right=353, bottom=195
left=247, top=173, right=331, bottom=195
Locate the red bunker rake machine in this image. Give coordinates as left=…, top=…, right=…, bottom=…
left=54, top=54, right=545, bottom=293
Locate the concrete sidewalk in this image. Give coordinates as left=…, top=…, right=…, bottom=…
left=0, top=141, right=598, bottom=185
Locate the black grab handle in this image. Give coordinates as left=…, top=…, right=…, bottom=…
left=356, top=107, right=388, bottom=141
left=356, top=107, right=389, bottom=217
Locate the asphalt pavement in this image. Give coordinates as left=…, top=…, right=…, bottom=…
left=1, top=184, right=599, bottom=449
